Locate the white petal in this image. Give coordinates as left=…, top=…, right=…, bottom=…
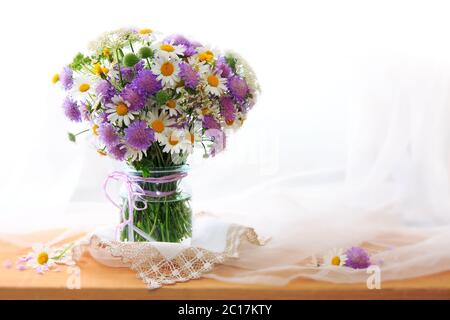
left=32, top=243, right=44, bottom=252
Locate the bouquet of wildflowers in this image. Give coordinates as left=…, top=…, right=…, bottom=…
left=53, top=27, right=259, bottom=243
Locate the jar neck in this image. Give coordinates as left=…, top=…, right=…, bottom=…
left=124, top=164, right=190, bottom=177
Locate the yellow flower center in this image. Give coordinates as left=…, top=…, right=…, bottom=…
left=116, top=103, right=128, bottom=116
left=92, top=124, right=99, bottom=136
left=97, top=149, right=107, bottom=156
left=151, top=119, right=165, bottom=133
left=186, top=132, right=194, bottom=144
left=139, top=28, right=153, bottom=35
left=52, top=73, right=59, bottom=84
left=198, top=51, right=214, bottom=62
left=168, top=133, right=179, bottom=146
left=93, top=63, right=109, bottom=76
left=160, top=62, right=175, bottom=76
left=331, top=256, right=341, bottom=266
left=226, top=119, right=235, bottom=126
left=37, top=252, right=49, bottom=265
left=79, top=83, right=90, bottom=92
left=93, top=63, right=102, bottom=75
left=166, top=99, right=176, bottom=109
left=103, top=47, right=111, bottom=56
left=207, top=75, right=219, bottom=87
left=160, top=44, right=175, bottom=52
left=201, top=107, right=210, bottom=115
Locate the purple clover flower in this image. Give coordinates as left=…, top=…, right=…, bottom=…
left=202, top=114, right=220, bottom=130
left=184, top=47, right=197, bottom=57
left=98, top=123, right=119, bottom=147
left=164, top=34, right=191, bottom=47
left=119, top=61, right=145, bottom=84
left=132, top=70, right=162, bottom=97
left=344, top=247, right=371, bottom=269
left=121, top=68, right=133, bottom=83
left=120, top=84, right=146, bottom=112
left=164, top=34, right=200, bottom=57
left=98, top=111, right=109, bottom=124
left=134, top=60, right=145, bottom=73
left=228, top=76, right=249, bottom=101
left=124, top=120, right=155, bottom=151
left=216, top=57, right=233, bottom=78
left=62, top=97, right=81, bottom=122
left=108, top=144, right=127, bottom=161
left=179, top=62, right=199, bottom=89
left=220, top=96, right=236, bottom=124
left=79, top=103, right=91, bottom=121
left=96, top=80, right=117, bottom=104
left=60, top=66, right=73, bottom=90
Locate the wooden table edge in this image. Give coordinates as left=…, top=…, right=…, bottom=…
left=1, top=287, right=449, bottom=300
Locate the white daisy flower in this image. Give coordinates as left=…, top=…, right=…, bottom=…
left=154, top=40, right=185, bottom=59
left=126, top=147, right=147, bottom=162
left=85, top=122, right=105, bottom=153
left=203, top=71, right=227, bottom=96
left=160, top=129, right=187, bottom=154
left=106, top=95, right=139, bottom=127
left=187, top=55, right=209, bottom=75
left=195, top=103, right=220, bottom=120
left=171, top=151, right=188, bottom=165
left=195, top=46, right=219, bottom=63
left=224, top=112, right=246, bottom=131
left=27, top=243, right=55, bottom=273
left=92, top=61, right=119, bottom=80
left=146, top=109, right=175, bottom=139
left=181, top=123, right=202, bottom=154
left=163, top=98, right=181, bottom=117
left=137, top=28, right=157, bottom=42
left=70, top=76, right=95, bottom=102
left=323, top=248, right=348, bottom=267
left=151, top=57, right=180, bottom=88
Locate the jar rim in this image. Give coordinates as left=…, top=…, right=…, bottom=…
left=124, top=164, right=190, bottom=174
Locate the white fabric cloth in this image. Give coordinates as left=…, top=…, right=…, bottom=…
left=192, top=59, right=450, bottom=285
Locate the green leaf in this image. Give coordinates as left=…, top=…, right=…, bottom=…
left=225, top=54, right=237, bottom=73
left=70, top=53, right=92, bottom=71
left=68, top=132, right=76, bottom=143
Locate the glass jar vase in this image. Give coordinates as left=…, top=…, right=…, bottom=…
left=119, top=165, right=192, bottom=243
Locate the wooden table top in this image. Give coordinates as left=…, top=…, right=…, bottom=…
left=1, top=230, right=449, bottom=300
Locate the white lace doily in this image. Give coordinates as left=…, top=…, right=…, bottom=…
left=72, top=213, right=266, bottom=289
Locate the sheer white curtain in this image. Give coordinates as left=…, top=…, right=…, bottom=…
left=1, top=0, right=450, bottom=283
left=199, top=57, right=450, bottom=284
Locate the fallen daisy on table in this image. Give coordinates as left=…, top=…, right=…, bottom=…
left=344, top=246, right=372, bottom=269
left=309, top=246, right=372, bottom=269
left=323, top=248, right=348, bottom=267
left=26, top=243, right=56, bottom=274
left=10, top=243, right=76, bottom=274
